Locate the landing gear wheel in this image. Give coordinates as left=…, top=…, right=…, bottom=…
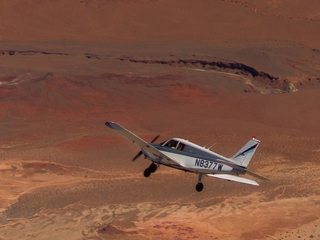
left=195, top=182, right=204, bottom=192
left=149, top=163, right=157, bottom=173
left=143, top=168, right=151, bottom=178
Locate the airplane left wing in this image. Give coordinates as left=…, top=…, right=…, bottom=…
left=207, top=174, right=259, bottom=186
left=105, top=122, right=181, bottom=166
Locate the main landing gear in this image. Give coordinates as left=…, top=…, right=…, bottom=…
left=143, top=163, right=158, bottom=178
left=195, top=174, right=204, bottom=192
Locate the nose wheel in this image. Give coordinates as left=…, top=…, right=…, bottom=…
left=143, top=163, right=158, bottom=177
left=195, top=174, right=204, bottom=192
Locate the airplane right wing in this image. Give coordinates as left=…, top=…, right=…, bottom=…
left=207, top=174, right=259, bottom=186
left=245, top=170, right=268, bottom=180
left=105, top=122, right=181, bottom=166
left=196, top=155, right=268, bottom=181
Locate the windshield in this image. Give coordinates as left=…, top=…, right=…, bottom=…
left=163, top=139, right=179, bottom=149
left=162, top=139, right=186, bottom=151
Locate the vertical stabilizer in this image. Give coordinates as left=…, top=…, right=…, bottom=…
left=231, top=137, right=260, bottom=167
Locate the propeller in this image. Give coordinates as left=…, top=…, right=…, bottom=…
left=132, top=134, right=160, bottom=161
left=150, top=134, right=160, bottom=143
left=132, top=150, right=143, bottom=161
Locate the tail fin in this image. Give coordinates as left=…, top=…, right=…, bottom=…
left=231, top=137, right=260, bottom=168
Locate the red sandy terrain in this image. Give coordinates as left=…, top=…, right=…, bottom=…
left=0, top=0, right=320, bottom=239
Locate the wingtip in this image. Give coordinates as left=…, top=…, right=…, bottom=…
left=105, top=121, right=118, bottom=129
left=246, top=170, right=268, bottom=181
left=105, top=121, right=124, bottom=130
left=105, top=121, right=112, bottom=128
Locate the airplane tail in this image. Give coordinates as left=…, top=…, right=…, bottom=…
left=230, top=137, right=260, bottom=168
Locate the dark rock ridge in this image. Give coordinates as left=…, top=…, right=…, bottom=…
left=118, top=57, right=278, bottom=79
left=117, top=56, right=288, bottom=91
left=0, top=50, right=69, bottom=56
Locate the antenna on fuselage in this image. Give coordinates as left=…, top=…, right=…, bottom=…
left=203, top=142, right=211, bottom=149
left=208, top=143, right=217, bottom=150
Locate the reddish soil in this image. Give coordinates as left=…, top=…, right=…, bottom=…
left=0, top=1, right=320, bottom=239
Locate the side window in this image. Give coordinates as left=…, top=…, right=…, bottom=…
left=164, top=139, right=179, bottom=149
left=177, top=143, right=185, bottom=151
left=184, top=145, right=194, bottom=153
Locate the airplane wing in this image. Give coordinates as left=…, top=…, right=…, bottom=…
left=245, top=170, right=268, bottom=180
left=207, top=174, right=259, bottom=186
left=105, top=122, right=181, bottom=166
left=196, top=155, right=268, bottom=180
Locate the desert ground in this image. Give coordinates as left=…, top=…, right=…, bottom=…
left=1, top=0, right=320, bottom=239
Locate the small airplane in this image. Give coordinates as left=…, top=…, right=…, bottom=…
left=105, top=121, right=268, bottom=192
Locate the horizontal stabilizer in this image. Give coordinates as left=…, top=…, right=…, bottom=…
left=207, top=174, right=259, bottom=186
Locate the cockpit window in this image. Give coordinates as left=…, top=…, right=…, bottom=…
left=177, top=143, right=186, bottom=151
left=164, top=139, right=179, bottom=149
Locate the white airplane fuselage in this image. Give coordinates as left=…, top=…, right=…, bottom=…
left=146, top=138, right=244, bottom=175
